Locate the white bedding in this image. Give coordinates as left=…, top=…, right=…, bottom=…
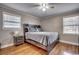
left=25, top=32, right=58, bottom=46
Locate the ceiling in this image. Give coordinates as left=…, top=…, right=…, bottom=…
left=1, top=3, right=79, bottom=17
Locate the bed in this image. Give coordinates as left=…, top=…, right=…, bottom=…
left=23, top=24, right=59, bottom=54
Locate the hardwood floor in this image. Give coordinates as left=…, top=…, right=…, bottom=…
left=49, top=43, right=79, bottom=55
left=0, top=42, right=79, bottom=55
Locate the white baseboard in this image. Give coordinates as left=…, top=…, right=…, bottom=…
left=59, top=40, right=79, bottom=46
left=1, top=43, right=14, bottom=48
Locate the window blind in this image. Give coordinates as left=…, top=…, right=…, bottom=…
left=63, top=16, right=79, bottom=34
left=3, top=12, right=21, bottom=29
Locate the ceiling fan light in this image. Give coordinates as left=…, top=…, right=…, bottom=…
left=39, top=3, right=49, bottom=12
left=42, top=8, right=46, bottom=12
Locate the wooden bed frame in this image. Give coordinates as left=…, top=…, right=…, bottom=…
left=23, top=24, right=59, bottom=54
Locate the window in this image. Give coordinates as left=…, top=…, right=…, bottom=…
left=3, top=12, right=21, bottom=30
left=63, top=16, right=79, bottom=34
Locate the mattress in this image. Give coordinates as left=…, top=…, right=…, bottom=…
left=25, top=32, right=58, bottom=46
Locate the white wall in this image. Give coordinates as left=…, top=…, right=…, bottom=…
left=22, top=15, right=40, bottom=25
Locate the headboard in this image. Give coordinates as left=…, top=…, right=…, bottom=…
left=23, top=24, right=42, bottom=32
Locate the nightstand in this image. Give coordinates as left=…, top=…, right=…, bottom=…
left=13, top=36, right=24, bottom=46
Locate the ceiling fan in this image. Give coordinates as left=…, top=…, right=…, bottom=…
left=32, top=3, right=54, bottom=12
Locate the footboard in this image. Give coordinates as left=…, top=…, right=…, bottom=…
left=25, top=32, right=59, bottom=54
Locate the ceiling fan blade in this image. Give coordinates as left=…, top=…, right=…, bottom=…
left=24, top=3, right=40, bottom=8
left=50, top=6, right=54, bottom=8
left=31, top=4, right=40, bottom=7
